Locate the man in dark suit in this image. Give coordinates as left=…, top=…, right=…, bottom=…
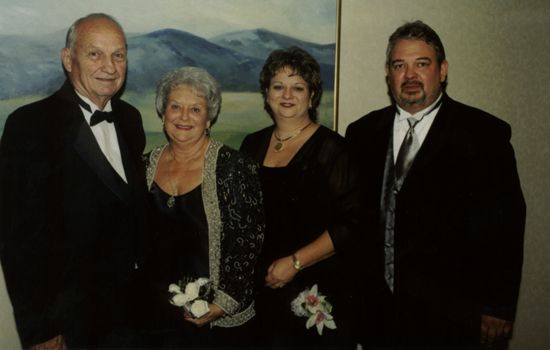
left=346, top=21, right=525, bottom=348
left=0, top=13, right=146, bottom=349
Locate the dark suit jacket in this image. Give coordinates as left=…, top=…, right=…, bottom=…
left=345, top=94, right=525, bottom=346
left=0, top=81, right=147, bottom=348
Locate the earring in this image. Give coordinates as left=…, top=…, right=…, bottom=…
left=205, top=127, right=210, bottom=136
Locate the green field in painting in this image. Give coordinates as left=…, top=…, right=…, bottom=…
left=1, top=91, right=334, bottom=151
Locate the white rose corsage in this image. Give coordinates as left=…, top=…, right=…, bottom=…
left=168, top=277, right=213, bottom=318
left=291, top=284, right=337, bottom=335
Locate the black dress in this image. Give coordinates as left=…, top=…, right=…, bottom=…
left=149, top=183, right=209, bottom=286
left=141, top=183, right=219, bottom=348
left=240, top=125, right=361, bottom=349
left=142, top=183, right=257, bottom=349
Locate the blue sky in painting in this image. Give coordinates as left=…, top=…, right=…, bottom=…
left=0, top=0, right=336, bottom=44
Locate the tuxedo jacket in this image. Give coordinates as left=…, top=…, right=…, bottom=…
left=0, top=81, right=147, bottom=347
left=345, top=94, right=525, bottom=343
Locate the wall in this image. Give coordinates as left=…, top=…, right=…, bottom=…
left=338, top=1, right=550, bottom=349
left=0, top=268, right=20, bottom=348
left=2, top=0, right=549, bottom=348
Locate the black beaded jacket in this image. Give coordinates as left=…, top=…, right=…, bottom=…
left=145, top=140, right=264, bottom=327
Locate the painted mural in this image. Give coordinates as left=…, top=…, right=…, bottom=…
left=0, top=0, right=338, bottom=149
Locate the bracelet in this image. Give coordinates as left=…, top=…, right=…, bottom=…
left=292, top=254, right=302, bottom=271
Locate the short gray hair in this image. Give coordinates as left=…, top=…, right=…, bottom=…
left=65, top=13, right=126, bottom=52
left=155, top=67, right=222, bottom=123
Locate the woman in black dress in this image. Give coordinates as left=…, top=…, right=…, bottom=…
left=142, top=67, right=264, bottom=349
left=240, top=47, right=362, bottom=349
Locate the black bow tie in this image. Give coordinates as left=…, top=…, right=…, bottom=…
left=76, top=96, right=115, bottom=126
left=90, top=110, right=115, bottom=126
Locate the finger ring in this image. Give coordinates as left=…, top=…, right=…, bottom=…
left=279, top=284, right=284, bottom=288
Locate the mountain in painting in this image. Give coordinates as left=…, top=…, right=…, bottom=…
left=0, top=28, right=335, bottom=99
left=125, top=28, right=262, bottom=92
left=211, top=28, right=335, bottom=65
left=0, top=30, right=66, bottom=99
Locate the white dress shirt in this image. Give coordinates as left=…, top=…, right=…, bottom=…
left=393, top=94, right=443, bottom=161
left=76, top=92, right=127, bottom=183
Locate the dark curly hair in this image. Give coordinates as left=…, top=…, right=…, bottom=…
left=259, top=46, right=323, bottom=122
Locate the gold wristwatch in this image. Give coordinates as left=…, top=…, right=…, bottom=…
left=292, top=254, right=302, bottom=271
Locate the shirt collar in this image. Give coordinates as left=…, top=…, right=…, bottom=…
left=75, top=91, right=113, bottom=113
left=395, top=93, right=443, bottom=122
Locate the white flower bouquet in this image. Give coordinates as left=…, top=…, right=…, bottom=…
left=168, top=277, right=213, bottom=318
left=291, top=284, right=337, bottom=335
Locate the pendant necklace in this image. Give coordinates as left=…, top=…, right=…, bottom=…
left=166, top=183, right=177, bottom=208
left=165, top=139, right=207, bottom=207
left=273, top=121, right=312, bottom=152
left=166, top=147, right=178, bottom=208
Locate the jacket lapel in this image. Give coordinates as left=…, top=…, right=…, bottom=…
left=72, top=120, right=130, bottom=201
left=400, top=94, right=452, bottom=190
left=57, top=81, right=130, bottom=201
left=362, top=108, right=395, bottom=213
left=372, top=108, right=396, bottom=183
left=114, top=116, right=136, bottom=188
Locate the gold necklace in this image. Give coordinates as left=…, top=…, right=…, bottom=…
left=273, top=122, right=312, bottom=152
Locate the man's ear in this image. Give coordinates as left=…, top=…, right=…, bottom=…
left=61, top=48, right=72, bottom=72
left=440, top=60, right=449, bottom=82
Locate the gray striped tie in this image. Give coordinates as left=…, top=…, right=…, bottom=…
left=395, top=118, right=420, bottom=183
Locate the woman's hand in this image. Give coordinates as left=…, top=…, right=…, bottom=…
left=265, top=255, right=298, bottom=289
left=184, top=303, right=225, bottom=327
left=264, top=233, right=335, bottom=289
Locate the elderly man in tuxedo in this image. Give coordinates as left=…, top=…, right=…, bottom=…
left=346, top=21, right=525, bottom=348
left=0, top=13, right=147, bottom=349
